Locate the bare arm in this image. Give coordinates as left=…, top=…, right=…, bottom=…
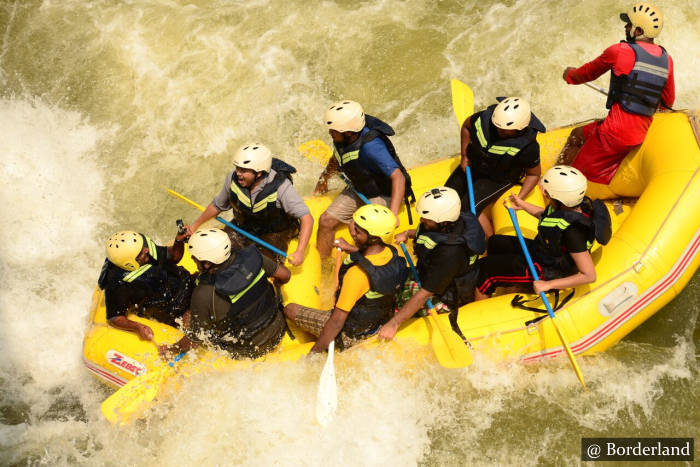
left=310, top=307, right=349, bottom=353
left=313, top=157, right=340, bottom=195
left=288, top=213, right=314, bottom=266
left=378, top=287, right=433, bottom=340
left=460, top=116, right=473, bottom=170
left=534, top=251, right=596, bottom=293
left=388, top=168, right=406, bottom=218
left=109, top=315, right=154, bottom=341
left=186, top=203, right=222, bottom=235
left=393, top=229, right=417, bottom=245
left=167, top=230, right=189, bottom=264
left=271, top=262, right=291, bottom=286
left=518, top=165, right=541, bottom=200
left=507, top=194, right=545, bottom=219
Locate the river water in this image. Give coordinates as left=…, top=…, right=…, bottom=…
left=0, top=0, right=698, bottom=465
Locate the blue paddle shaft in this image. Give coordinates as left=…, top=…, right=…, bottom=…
left=466, top=166, right=476, bottom=215
left=399, top=242, right=435, bottom=309
left=167, top=352, right=186, bottom=368
left=338, top=173, right=372, bottom=205
left=214, top=215, right=287, bottom=258
left=506, top=207, right=556, bottom=319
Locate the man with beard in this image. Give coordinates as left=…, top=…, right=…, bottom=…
left=284, top=204, right=408, bottom=352
left=558, top=3, right=675, bottom=184
left=186, top=143, right=313, bottom=266
left=313, top=100, right=414, bottom=260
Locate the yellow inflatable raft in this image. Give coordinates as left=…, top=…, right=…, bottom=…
left=83, top=111, right=700, bottom=391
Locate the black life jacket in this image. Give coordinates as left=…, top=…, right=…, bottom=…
left=98, top=236, right=193, bottom=318
left=228, top=158, right=301, bottom=236
left=607, top=41, right=669, bottom=117
left=197, top=245, right=279, bottom=341
left=413, top=212, right=485, bottom=307
left=335, top=245, right=408, bottom=340
left=332, top=115, right=416, bottom=205
left=467, top=104, right=546, bottom=183
left=532, top=198, right=612, bottom=278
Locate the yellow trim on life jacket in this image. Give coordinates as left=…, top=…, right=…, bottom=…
left=540, top=217, right=571, bottom=230
left=143, top=235, right=158, bottom=260
left=228, top=268, right=265, bottom=304
left=474, top=116, right=522, bottom=157
left=123, top=264, right=153, bottom=283
left=252, top=192, right=278, bottom=213
left=364, top=290, right=384, bottom=299
left=334, top=148, right=360, bottom=165
left=230, top=182, right=252, bottom=208
left=230, top=180, right=279, bottom=213
left=416, top=235, right=438, bottom=250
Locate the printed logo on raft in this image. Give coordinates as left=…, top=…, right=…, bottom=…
left=106, top=350, right=147, bottom=376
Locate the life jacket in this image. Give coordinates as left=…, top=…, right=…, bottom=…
left=413, top=212, right=485, bottom=307
left=467, top=104, right=546, bottom=183
left=228, top=158, right=301, bottom=236
left=98, top=235, right=193, bottom=317
left=532, top=198, right=612, bottom=278
left=332, top=115, right=416, bottom=207
left=607, top=41, right=669, bottom=117
left=197, top=245, right=279, bottom=342
left=335, top=245, right=408, bottom=341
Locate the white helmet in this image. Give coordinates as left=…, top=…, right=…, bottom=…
left=324, top=100, right=365, bottom=133
left=416, top=187, right=461, bottom=223
left=188, top=228, right=231, bottom=264
left=233, top=143, right=272, bottom=173
left=491, top=97, right=531, bottom=131
left=621, top=3, right=663, bottom=39
left=541, top=165, right=588, bottom=207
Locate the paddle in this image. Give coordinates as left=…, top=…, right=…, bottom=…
left=450, top=78, right=475, bottom=128
left=163, top=187, right=288, bottom=259
left=399, top=243, right=474, bottom=368
left=582, top=80, right=677, bottom=112
left=506, top=205, right=587, bottom=389
left=337, top=173, right=372, bottom=205
left=450, top=79, right=477, bottom=215
left=101, top=352, right=185, bottom=425
left=298, top=139, right=333, bottom=165
left=584, top=81, right=608, bottom=97
left=315, top=248, right=343, bottom=427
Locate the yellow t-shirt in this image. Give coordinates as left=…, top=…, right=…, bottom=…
left=335, top=246, right=394, bottom=312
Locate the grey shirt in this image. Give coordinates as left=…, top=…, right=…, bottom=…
left=212, top=169, right=310, bottom=219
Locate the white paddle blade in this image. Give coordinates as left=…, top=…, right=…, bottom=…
left=315, top=340, right=338, bottom=427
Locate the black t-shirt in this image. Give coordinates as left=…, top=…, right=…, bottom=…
left=420, top=243, right=470, bottom=296
left=103, top=245, right=170, bottom=320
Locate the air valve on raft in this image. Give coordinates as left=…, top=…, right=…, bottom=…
left=599, top=282, right=638, bottom=317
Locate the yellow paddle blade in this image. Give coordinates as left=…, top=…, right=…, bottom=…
left=552, top=318, right=587, bottom=390
left=450, top=79, right=475, bottom=128
left=298, top=139, right=333, bottom=165
left=427, top=310, right=474, bottom=369
left=100, top=365, right=173, bottom=425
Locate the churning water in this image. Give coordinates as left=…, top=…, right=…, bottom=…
left=1, top=0, right=698, bottom=465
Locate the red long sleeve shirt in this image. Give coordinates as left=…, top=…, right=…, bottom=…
left=566, top=41, right=675, bottom=145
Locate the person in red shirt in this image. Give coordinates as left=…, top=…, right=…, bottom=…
left=559, top=3, right=674, bottom=184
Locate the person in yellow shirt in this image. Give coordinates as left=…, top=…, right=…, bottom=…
left=284, top=204, right=408, bottom=352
